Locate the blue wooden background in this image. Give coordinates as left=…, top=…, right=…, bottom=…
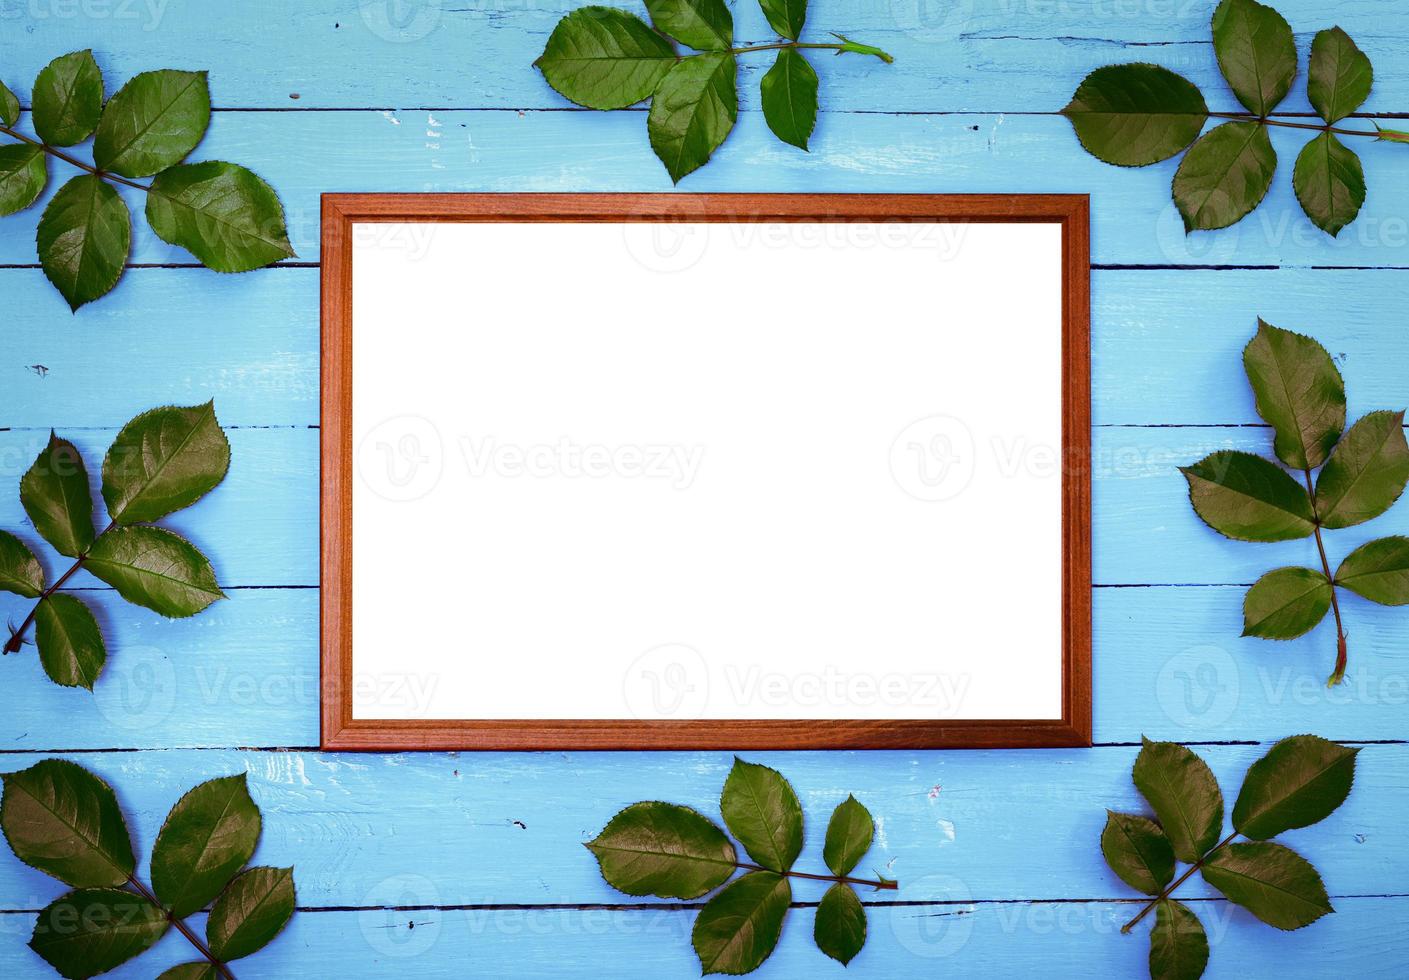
left=3, top=1, right=1408, bottom=976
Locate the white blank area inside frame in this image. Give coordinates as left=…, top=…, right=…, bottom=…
left=350, top=220, right=1064, bottom=721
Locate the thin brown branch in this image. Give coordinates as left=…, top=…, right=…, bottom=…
left=736, top=861, right=898, bottom=891
left=1120, top=830, right=1240, bottom=934
left=0, top=123, right=151, bottom=191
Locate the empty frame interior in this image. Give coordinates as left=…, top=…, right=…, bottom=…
left=321, top=194, right=1090, bottom=750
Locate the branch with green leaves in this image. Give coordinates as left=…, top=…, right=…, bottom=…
left=1063, top=0, right=1404, bottom=237
left=1181, top=321, right=1409, bottom=685
left=1, top=403, right=231, bottom=690
left=586, top=758, right=895, bottom=974
left=534, top=1, right=893, bottom=183
left=1104, top=736, right=1357, bottom=980
left=0, top=51, right=294, bottom=310
left=1, top=760, right=295, bottom=979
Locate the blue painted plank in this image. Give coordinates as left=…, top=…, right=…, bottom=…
left=1, top=112, right=1408, bottom=271
left=0, top=745, right=1397, bottom=910
left=7, top=267, right=1409, bottom=431
left=0, top=896, right=1403, bottom=979
left=0, top=427, right=318, bottom=588
left=3, top=584, right=1407, bottom=751
left=2, top=268, right=318, bottom=430
left=1, top=0, right=1405, bottom=115
left=4, top=426, right=1405, bottom=589
left=1, top=588, right=318, bottom=750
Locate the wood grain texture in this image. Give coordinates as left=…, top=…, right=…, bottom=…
left=7, top=267, right=1409, bottom=430
left=0, top=896, right=1403, bottom=978
left=2, top=113, right=1409, bottom=270
left=1, top=0, right=1407, bottom=976
left=321, top=193, right=1091, bottom=750
left=0, top=745, right=1400, bottom=909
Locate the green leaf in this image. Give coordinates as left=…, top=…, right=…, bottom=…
left=1336, top=536, right=1409, bottom=605
left=1315, top=410, right=1409, bottom=529
left=1149, top=899, right=1209, bottom=980
left=645, top=0, right=732, bottom=51
left=0, top=758, right=135, bottom=887
left=0, top=78, right=19, bottom=126
left=1172, top=121, right=1276, bottom=232
left=84, top=526, right=225, bottom=618
left=1101, top=811, right=1175, bottom=896
left=31, top=50, right=103, bottom=147
left=0, top=144, right=48, bottom=218
left=151, top=774, right=262, bottom=918
left=1232, top=734, right=1358, bottom=840
left=1293, top=132, right=1366, bottom=238
left=1132, top=738, right=1224, bottom=864
left=92, top=69, right=210, bottom=178
left=0, top=530, right=45, bottom=598
left=1061, top=64, right=1208, bottom=168
left=207, top=865, right=296, bottom=961
left=1180, top=450, right=1315, bottom=542
left=534, top=7, right=678, bottom=110
left=648, top=52, right=737, bottom=183
left=34, top=594, right=106, bottom=691
left=720, top=758, right=804, bottom=873
left=37, top=174, right=132, bottom=311
left=21, top=432, right=96, bottom=558
left=101, top=401, right=232, bottom=525
left=760, top=48, right=818, bottom=151
left=1308, top=27, right=1373, bottom=125
left=1242, top=320, right=1346, bottom=470
left=692, top=870, right=791, bottom=976
left=1211, top=0, right=1297, bottom=117
left=759, top=0, right=807, bottom=41
left=157, top=964, right=220, bottom=980
left=146, top=161, right=296, bottom=272
left=814, top=882, right=866, bottom=966
left=1242, top=567, right=1332, bottom=640
left=585, top=801, right=738, bottom=899
left=1201, top=841, right=1332, bottom=930
left=822, top=794, right=874, bottom=877
left=29, top=887, right=167, bottom=979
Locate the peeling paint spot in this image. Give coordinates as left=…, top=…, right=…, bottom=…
left=1354, top=833, right=1367, bottom=843
left=937, top=818, right=956, bottom=844
left=26, top=365, right=48, bottom=378
left=928, top=783, right=942, bottom=800
left=513, top=819, right=527, bottom=830
left=381, top=110, right=400, bottom=126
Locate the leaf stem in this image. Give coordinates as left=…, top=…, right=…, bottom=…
left=728, top=38, right=894, bottom=64
left=3, top=520, right=116, bottom=656
left=736, top=861, right=898, bottom=891
left=1206, top=111, right=1384, bottom=140
left=126, top=875, right=235, bottom=980
left=1302, top=469, right=1349, bottom=686
left=0, top=123, right=152, bottom=192
left=1119, top=829, right=1240, bottom=934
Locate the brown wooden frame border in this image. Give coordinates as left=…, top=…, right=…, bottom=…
left=321, top=193, right=1091, bottom=751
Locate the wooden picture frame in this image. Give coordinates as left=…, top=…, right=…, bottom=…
left=321, top=193, right=1091, bottom=751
